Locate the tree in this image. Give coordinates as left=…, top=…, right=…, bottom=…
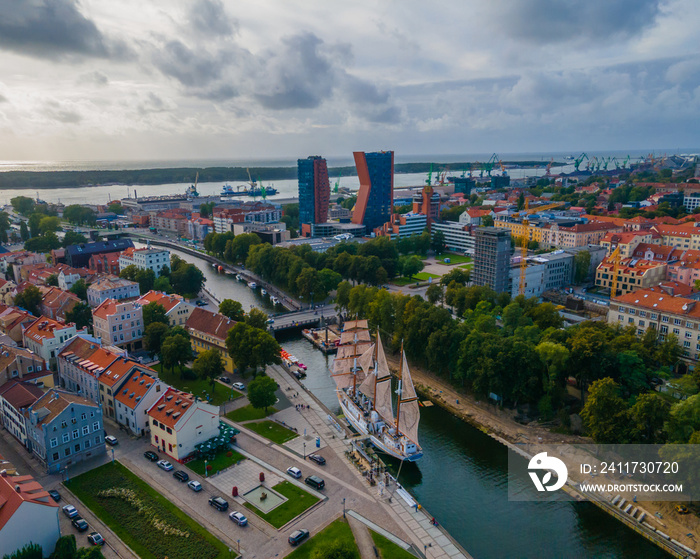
left=39, top=216, right=61, bottom=234
left=580, top=378, right=629, bottom=443
left=440, top=268, right=471, bottom=286
left=318, top=268, right=342, bottom=294
left=14, top=285, right=42, bottom=316
left=119, top=264, right=139, bottom=282
left=154, top=275, right=171, bottom=293
left=51, top=534, right=77, bottom=559
left=400, top=255, right=424, bottom=278
left=431, top=230, right=446, bottom=254
left=69, top=279, right=88, bottom=301
left=226, top=323, right=281, bottom=375
left=143, top=302, right=168, bottom=327
left=63, top=205, right=96, bottom=226
left=107, top=202, right=123, bottom=214
left=62, top=231, right=88, bottom=247
left=0, top=212, right=9, bottom=243
left=245, top=307, right=269, bottom=330
left=161, top=334, right=192, bottom=376
left=310, top=538, right=357, bottom=559
left=3, top=542, right=43, bottom=559
left=24, top=232, right=61, bottom=252
left=247, top=375, right=278, bottom=413
left=143, top=322, right=170, bottom=356
left=170, top=262, right=204, bottom=297
left=135, top=268, right=156, bottom=294
left=573, top=250, right=591, bottom=284
left=224, top=233, right=261, bottom=263
left=198, top=201, right=216, bottom=218
left=482, top=215, right=494, bottom=227
left=517, top=192, right=525, bottom=211
left=28, top=213, right=41, bottom=237
left=426, top=283, right=443, bottom=305
left=10, top=196, right=35, bottom=216
left=19, top=220, right=29, bottom=241
left=665, top=393, right=700, bottom=443
left=628, top=393, right=670, bottom=443
left=46, top=273, right=59, bottom=286
left=219, top=299, right=245, bottom=321
left=193, top=349, right=224, bottom=390
left=65, top=302, right=92, bottom=330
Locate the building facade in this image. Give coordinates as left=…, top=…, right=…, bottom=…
left=87, top=276, right=140, bottom=307
left=431, top=221, right=476, bottom=254
left=118, top=247, right=170, bottom=277
left=375, top=212, right=427, bottom=239
left=473, top=227, right=512, bottom=293
left=298, top=156, right=330, bottom=232
left=65, top=239, right=134, bottom=268
left=0, top=381, right=45, bottom=446
left=92, top=299, right=144, bottom=351
left=115, top=370, right=164, bottom=436
left=22, top=318, right=83, bottom=370
left=352, top=151, right=394, bottom=232
left=186, top=308, right=236, bottom=374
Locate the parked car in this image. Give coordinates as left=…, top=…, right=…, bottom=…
left=188, top=480, right=203, bottom=492
left=308, top=454, right=326, bottom=465
left=232, top=382, right=245, bottom=391
left=288, top=529, right=310, bottom=546
left=72, top=517, right=89, bottom=532
left=229, top=511, right=248, bottom=526
left=173, top=470, right=189, bottom=482
left=287, top=466, right=302, bottom=479
left=209, top=496, right=229, bottom=511
left=48, top=489, right=61, bottom=502
left=304, top=475, right=325, bottom=490
left=218, top=376, right=232, bottom=384
left=144, top=450, right=159, bottom=462
left=105, top=435, right=118, bottom=446
left=62, top=505, right=78, bottom=518
left=157, top=460, right=174, bottom=471
left=87, top=532, right=105, bottom=546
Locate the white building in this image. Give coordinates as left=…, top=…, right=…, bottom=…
left=22, top=318, right=84, bottom=371
left=0, top=471, right=60, bottom=557
left=509, top=251, right=574, bottom=298
left=87, top=276, right=140, bottom=307
left=92, top=299, right=144, bottom=351
left=118, top=247, right=170, bottom=277
left=0, top=381, right=45, bottom=446
left=115, top=370, right=164, bottom=436
left=431, top=221, right=476, bottom=254
left=57, top=269, right=82, bottom=291
left=136, top=291, right=195, bottom=327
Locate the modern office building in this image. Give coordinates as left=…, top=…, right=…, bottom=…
left=431, top=221, right=476, bottom=254
left=473, top=227, right=512, bottom=293
left=298, top=156, right=330, bottom=236
left=352, top=151, right=394, bottom=232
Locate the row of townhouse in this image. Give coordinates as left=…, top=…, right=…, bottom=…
left=185, top=307, right=236, bottom=374
left=22, top=316, right=85, bottom=371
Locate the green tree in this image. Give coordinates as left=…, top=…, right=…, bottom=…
left=247, top=375, right=278, bottom=413
left=62, top=231, right=88, bottom=247
left=517, top=192, right=525, bottom=211
left=2, top=542, right=43, bottom=559
left=573, top=250, right=591, bottom=283
left=161, top=334, right=192, bottom=376
left=135, top=268, right=156, bottom=294
left=336, top=281, right=352, bottom=310
left=226, top=323, right=281, bottom=375
left=296, top=267, right=327, bottom=301
left=153, top=275, right=171, bottom=293
left=28, top=213, right=42, bottom=237
left=318, top=268, right=342, bottom=294
left=245, top=307, right=269, bottom=330
left=14, top=285, right=42, bottom=316
left=0, top=212, right=9, bottom=243
left=665, top=393, right=700, bottom=443
left=19, top=220, right=29, bottom=241
left=24, top=232, right=61, bottom=252
left=170, top=262, right=204, bottom=297
left=628, top=393, right=670, bottom=443
left=39, top=216, right=61, bottom=234
left=10, top=196, right=35, bottom=216
left=224, top=233, right=261, bottom=263
left=219, top=299, right=245, bottom=321
left=193, top=349, right=224, bottom=390
left=440, top=267, right=471, bottom=286
left=63, top=205, right=96, bottom=226
left=46, top=273, right=59, bottom=286
left=119, top=264, right=139, bottom=282
left=198, top=201, right=216, bottom=218
left=77, top=546, right=106, bottom=559
left=69, top=279, right=88, bottom=301
left=580, top=378, right=629, bottom=443
left=431, top=230, right=446, bottom=254
left=142, top=302, right=168, bottom=327
left=65, top=302, right=92, bottom=330
left=482, top=215, right=494, bottom=227
left=143, top=322, right=170, bottom=356
left=107, top=202, right=123, bottom=214
left=400, top=255, right=424, bottom=278
left=426, top=283, right=443, bottom=305
left=51, top=534, right=78, bottom=559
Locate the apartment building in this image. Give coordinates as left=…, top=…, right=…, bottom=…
left=92, top=299, right=143, bottom=351
left=136, top=291, right=194, bottom=327
left=87, top=275, right=140, bottom=307
left=22, top=317, right=84, bottom=370
left=0, top=345, right=51, bottom=387
left=118, top=247, right=170, bottom=277
left=375, top=212, right=427, bottom=239
left=600, top=231, right=654, bottom=257
left=0, top=381, right=45, bottom=446
left=595, top=258, right=667, bottom=296
left=115, top=370, right=164, bottom=436
left=430, top=221, right=476, bottom=254
left=186, top=308, right=236, bottom=374
left=57, top=335, right=122, bottom=403
left=213, top=203, right=282, bottom=233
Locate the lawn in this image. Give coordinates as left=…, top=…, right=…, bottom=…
left=286, top=518, right=358, bottom=558
left=370, top=531, right=416, bottom=559
left=187, top=448, right=245, bottom=476
left=243, top=481, right=321, bottom=529
left=245, top=420, right=299, bottom=444
left=436, top=254, right=472, bottom=265
left=391, top=271, right=441, bottom=286
left=226, top=404, right=277, bottom=422
left=153, top=363, right=242, bottom=406
left=65, top=462, right=233, bottom=559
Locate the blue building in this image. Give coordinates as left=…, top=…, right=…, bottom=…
left=24, top=388, right=105, bottom=474
left=352, top=151, right=394, bottom=233
left=298, top=156, right=330, bottom=236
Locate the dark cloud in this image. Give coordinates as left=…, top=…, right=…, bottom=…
left=189, top=0, right=236, bottom=37
left=152, top=40, right=224, bottom=87
left=491, top=0, right=663, bottom=44
left=0, top=0, right=130, bottom=60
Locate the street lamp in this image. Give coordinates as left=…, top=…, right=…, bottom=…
left=343, top=497, right=346, bottom=518
left=111, top=448, right=115, bottom=464
left=205, top=459, right=208, bottom=477
left=303, top=442, right=306, bottom=459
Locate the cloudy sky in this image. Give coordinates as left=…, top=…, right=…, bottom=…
left=0, top=0, right=698, bottom=162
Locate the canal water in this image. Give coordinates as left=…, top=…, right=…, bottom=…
left=164, top=246, right=666, bottom=559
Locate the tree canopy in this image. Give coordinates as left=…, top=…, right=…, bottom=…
left=219, top=299, right=245, bottom=321
left=247, top=375, right=278, bottom=413
left=193, top=349, right=225, bottom=390
left=225, top=323, right=281, bottom=374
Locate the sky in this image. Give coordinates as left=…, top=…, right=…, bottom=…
left=0, top=0, right=698, bottom=162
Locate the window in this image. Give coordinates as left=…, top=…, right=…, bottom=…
left=82, top=425, right=89, bottom=435
left=52, top=452, right=59, bottom=461
left=64, top=448, right=71, bottom=457
left=686, top=332, right=693, bottom=339
left=84, top=439, right=91, bottom=449
left=166, top=427, right=172, bottom=434
left=155, top=435, right=159, bottom=443
left=75, top=443, right=81, bottom=452
left=661, top=325, right=668, bottom=334
left=81, top=413, right=86, bottom=420
left=62, top=433, right=70, bottom=443
left=684, top=341, right=691, bottom=348
left=639, top=311, right=647, bottom=318
left=50, top=438, right=58, bottom=448
left=95, top=435, right=101, bottom=444
left=618, top=315, right=623, bottom=321
left=651, top=313, right=658, bottom=320
left=629, top=309, right=636, bottom=315
left=662, top=316, right=669, bottom=323
left=674, top=318, right=682, bottom=325
left=639, top=320, right=645, bottom=327
left=72, top=429, right=79, bottom=439
left=628, top=318, right=634, bottom=324
left=168, top=443, right=173, bottom=451
left=61, top=420, right=67, bottom=428
left=687, top=322, right=694, bottom=329
left=93, top=422, right=99, bottom=431
left=673, top=328, right=680, bottom=335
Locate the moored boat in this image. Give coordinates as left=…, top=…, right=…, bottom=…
left=248, top=281, right=257, bottom=289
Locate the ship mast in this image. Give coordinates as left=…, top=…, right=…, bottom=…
left=395, top=340, right=403, bottom=434
left=372, top=328, right=379, bottom=409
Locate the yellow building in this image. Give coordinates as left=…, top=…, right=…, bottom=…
left=185, top=308, right=236, bottom=374
left=595, top=257, right=667, bottom=295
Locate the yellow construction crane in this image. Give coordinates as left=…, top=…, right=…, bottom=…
left=608, top=245, right=621, bottom=298
left=518, top=201, right=530, bottom=295
left=512, top=201, right=565, bottom=220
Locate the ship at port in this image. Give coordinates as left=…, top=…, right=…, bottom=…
left=220, top=183, right=279, bottom=198
left=331, top=320, right=422, bottom=462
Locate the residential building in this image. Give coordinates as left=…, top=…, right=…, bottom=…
left=212, top=203, right=283, bottom=233
left=473, top=227, right=512, bottom=293
left=57, top=335, right=121, bottom=403
left=22, top=318, right=84, bottom=370
left=149, top=208, right=191, bottom=235
left=544, top=221, right=624, bottom=249
left=351, top=151, right=394, bottom=232
left=459, top=209, right=493, bottom=227
left=509, top=251, right=574, bottom=298
left=0, top=345, right=51, bottom=387
left=0, top=251, right=44, bottom=282
left=186, top=308, right=236, bottom=374
left=115, top=370, right=164, bottom=436
left=375, top=212, right=427, bottom=239
left=231, top=222, right=291, bottom=245
left=0, top=307, right=37, bottom=345
left=600, top=231, right=654, bottom=257
left=118, top=246, right=170, bottom=277
left=92, top=299, right=143, bottom=351
left=0, top=470, right=60, bottom=557
left=187, top=217, right=214, bottom=241
left=24, top=388, right=106, bottom=474
left=147, top=388, right=219, bottom=462
left=0, top=279, right=16, bottom=305
left=87, top=275, right=140, bottom=307
left=667, top=251, right=700, bottom=287
left=65, top=239, right=134, bottom=269
left=38, top=287, right=81, bottom=321
left=88, top=252, right=121, bottom=275
left=298, top=156, right=330, bottom=233
left=136, top=291, right=194, bottom=327
left=595, top=258, right=667, bottom=295
left=0, top=381, right=45, bottom=446
left=97, top=355, right=146, bottom=421
left=57, top=268, right=84, bottom=291
left=431, top=221, right=476, bottom=254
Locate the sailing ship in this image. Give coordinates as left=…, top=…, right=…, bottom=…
left=331, top=320, right=422, bottom=462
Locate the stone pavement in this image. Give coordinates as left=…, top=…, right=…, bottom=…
left=271, top=405, right=328, bottom=456
left=209, top=455, right=284, bottom=496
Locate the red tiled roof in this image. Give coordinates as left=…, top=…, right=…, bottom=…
left=136, top=291, right=184, bottom=313
left=115, top=370, right=158, bottom=410
left=0, top=382, right=45, bottom=410
left=147, top=387, right=195, bottom=428
left=0, top=472, right=57, bottom=530
left=185, top=308, right=236, bottom=341
left=23, top=317, right=73, bottom=343
left=613, top=289, right=700, bottom=316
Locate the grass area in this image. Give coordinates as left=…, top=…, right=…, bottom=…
left=459, top=263, right=473, bottom=269
left=226, top=404, right=277, bottom=422
left=284, top=519, right=356, bottom=558
left=436, top=253, right=472, bottom=265
left=153, top=363, right=241, bottom=406
left=245, top=420, right=299, bottom=444
left=65, top=462, right=232, bottom=559
left=243, top=481, right=321, bottom=529
left=371, top=531, right=415, bottom=559
left=187, top=448, right=245, bottom=476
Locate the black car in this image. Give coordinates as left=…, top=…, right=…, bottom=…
left=304, top=475, right=325, bottom=490
left=209, top=496, right=229, bottom=511
left=48, top=489, right=61, bottom=502
left=288, top=529, right=310, bottom=546
left=218, top=376, right=232, bottom=384
left=144, top=450, right=159, bottom=462
left=72, top=517, right=89, bottom=532
left=308, top=454, right=326, bottom=465
left=173, top=470, right=189, bottom=482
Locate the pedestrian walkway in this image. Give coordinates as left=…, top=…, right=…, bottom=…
left=272, top=405, right=328, bottom=456
left=208, top=455, right=284, bottom=497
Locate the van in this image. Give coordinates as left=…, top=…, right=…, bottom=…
left=304, top=475, right=325, bottom=490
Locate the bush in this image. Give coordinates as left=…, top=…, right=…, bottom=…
left=226, top=451, right=232, bottom=457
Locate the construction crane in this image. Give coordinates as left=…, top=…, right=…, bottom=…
left=426, top=164, right=433, bottom=187
left=608, top=245, right=622, bottom=299
left=512, top=201, right=566, bottom=220
left=484, top=153, right=499, bottom=177
left=333, top=173, right=341, bottom=194
left=518, top=200, right=530, bottom=295
left=544, top=157, right=554, bottom=176
left=574, top=153, right=589, bottom=172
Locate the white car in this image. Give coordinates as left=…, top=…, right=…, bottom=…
left=232, top=382, right=245, bottom=391
left=157, top=460, right=174, bottom=471
left=188, top=480, right=203, bottom=492
left=62, top=504, right=78, bottom=518
left=105, top=435, right=118, bottom=446
left=229, top=511, right=248, bottom=526
left=287, top=466, right=302, bottom=479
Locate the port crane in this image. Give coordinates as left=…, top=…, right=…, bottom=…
left=484, top=153, right=499, bottom=177
left=574, top=153, right=589, bottom=172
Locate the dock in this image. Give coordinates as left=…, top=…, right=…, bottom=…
left=301, top=326, right=340, bottom=354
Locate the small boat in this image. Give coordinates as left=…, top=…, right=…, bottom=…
left=270, top=296, right=279, bottom=305
left=298, top=363, right=307, bottom=371
left=261, top=289, right=267, bottom=296
left=236, top=274, right=242, bottom=281
left=248, top=282, right=257, bottom=289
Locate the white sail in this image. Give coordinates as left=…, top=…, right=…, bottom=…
left=340, top=329, right=371, bottom=345
left=398, top=400, right=420, bottom=445
left=374, top=335, right=395, bottom=424
left=399, top=351, right=417, bottom=400
left=359, top=343, right=375, bottom=376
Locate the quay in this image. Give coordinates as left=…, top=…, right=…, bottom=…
left=301, top=326, right=340, bottom=354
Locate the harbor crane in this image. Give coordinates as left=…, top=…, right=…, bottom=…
left=574, top=153, right=589, bottom=172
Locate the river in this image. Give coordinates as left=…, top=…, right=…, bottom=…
left=165, top=245, right=665, bottom=559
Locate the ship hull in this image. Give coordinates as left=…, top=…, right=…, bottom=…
left=338, top=392, right=422, bottom=462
